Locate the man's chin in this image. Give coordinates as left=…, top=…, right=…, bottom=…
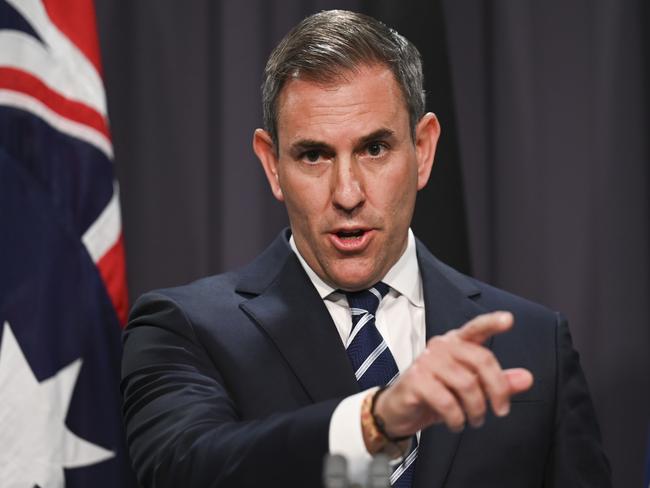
left=325, top=268, right=383, bottom=292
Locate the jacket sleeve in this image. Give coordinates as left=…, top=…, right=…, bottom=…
left=543, top=313, right=612, bottom=487
left=121, top=292, right=340, bottom=488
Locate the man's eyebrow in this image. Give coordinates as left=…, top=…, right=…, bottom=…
left=356, top=128, right=395, bottom=148
left=288, top=139, right=334, bottom=156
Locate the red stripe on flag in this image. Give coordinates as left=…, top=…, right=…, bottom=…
left=96, top=234, right=129, bottom=327
left=42, top=0, right=103, bottom=76
left=0, top=67, right=110, bottom=139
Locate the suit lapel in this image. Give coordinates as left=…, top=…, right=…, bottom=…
left=237, top=233, right=359, bottom=403
left=413, top=241, right=488, bottom=488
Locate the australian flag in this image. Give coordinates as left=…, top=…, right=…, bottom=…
left=0, top=0, right=136, bottom=486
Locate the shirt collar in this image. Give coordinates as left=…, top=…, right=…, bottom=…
left=289, top=229, right=423, bottom=307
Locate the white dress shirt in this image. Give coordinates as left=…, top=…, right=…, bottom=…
left=290, top=229, right=426, bottom=483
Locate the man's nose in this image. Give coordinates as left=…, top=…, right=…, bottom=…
left=331, top=157, right=365, bottom=213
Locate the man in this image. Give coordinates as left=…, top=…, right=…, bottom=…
left=121, top=10, right=611, bottom=487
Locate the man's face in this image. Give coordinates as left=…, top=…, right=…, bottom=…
left=254, top=64, right=439, bottom=291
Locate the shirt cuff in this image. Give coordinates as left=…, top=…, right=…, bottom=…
left=329, top=388, right=377, bottom=484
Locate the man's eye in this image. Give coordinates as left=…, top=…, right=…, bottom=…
left=302, top=150, right=322, bottom=163
left=366, top=142, right=387, bottom=157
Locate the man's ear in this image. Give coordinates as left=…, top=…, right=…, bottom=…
left=414, top=112, right=441, bottom=190
left=253, top=128, right=284, bottom=202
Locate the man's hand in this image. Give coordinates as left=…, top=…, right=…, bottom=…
left=372, top=311, right=533, bottom=439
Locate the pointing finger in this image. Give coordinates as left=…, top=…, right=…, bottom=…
left=455, top=311, right=514, bottom=344
left=504, top=368, right=534, bottom=394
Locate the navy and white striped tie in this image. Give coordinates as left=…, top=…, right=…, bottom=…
left=344, top=282, right=418, bottom=487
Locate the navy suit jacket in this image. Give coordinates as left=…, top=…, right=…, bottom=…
left=121, top=230, right=611, bottom=487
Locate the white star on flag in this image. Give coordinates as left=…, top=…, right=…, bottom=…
left=0, top=321, right=114, bottom=487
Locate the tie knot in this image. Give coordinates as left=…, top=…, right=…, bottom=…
left=344, top=282, right=390, bottom=316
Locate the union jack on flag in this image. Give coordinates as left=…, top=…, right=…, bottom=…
left=0, top=0, right=136, bottom=486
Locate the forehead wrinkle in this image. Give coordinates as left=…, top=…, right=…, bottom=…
left=306, top=104, right=378, bottom=125
left=306, top=108, right=373, bottom=128
left=305, top=104, right=397, bottom=133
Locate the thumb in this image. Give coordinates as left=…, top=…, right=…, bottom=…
left=504, top=368, right=534, bottom=394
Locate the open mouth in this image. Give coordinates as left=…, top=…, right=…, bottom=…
left=329, top=228, right=373, bottom=252
left=336, top=229, right=366, bottom=239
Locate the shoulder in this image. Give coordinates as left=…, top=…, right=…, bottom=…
left=448, top=260, right=560, bottom=334
left=129, top=228, right=295, bottom=325
left=471, top=278, right=559, bottom=324
left=417, top=239, right=558, bottom=320
left=124, top=272, right=248, bottom=360
left=131, top=271, right=242, bottom=318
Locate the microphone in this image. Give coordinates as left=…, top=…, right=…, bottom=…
left=323, top=453, right=392, bottom=488
left=367, top=454, right=391, bottom=488
left=323, top=454, right=350, bottom=488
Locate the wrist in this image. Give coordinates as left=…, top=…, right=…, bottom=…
left=371, top=386, right=411, bottom=443
left=361, top=388, right=410, bottom=458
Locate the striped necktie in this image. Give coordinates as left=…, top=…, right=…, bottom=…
left=344, top=283, right=418, bottom=487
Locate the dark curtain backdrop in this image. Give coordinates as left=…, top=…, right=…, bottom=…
left=96, top=1, right=649, bottom=487
left=443, top=2, right=650, bottom=487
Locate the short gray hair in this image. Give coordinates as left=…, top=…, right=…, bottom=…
left=262, top=10, right=426, bottom=147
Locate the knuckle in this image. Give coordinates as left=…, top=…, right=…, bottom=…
left=476, top=349, right=495, bottom=368
left=457, top=374, right=478, bottom=393
left=428, top=335, right=449, bottom=348
left=445, top=330, right=460, bottom=341
left=436, top=393, right=456, bottom=412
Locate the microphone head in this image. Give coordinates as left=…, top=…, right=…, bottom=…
left=323, top=454, right=350, bottom=488
left=367, top=453, right=391, bottom=488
